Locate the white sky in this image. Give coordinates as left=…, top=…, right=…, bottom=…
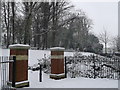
left=70, top=0, right=119, bottom=38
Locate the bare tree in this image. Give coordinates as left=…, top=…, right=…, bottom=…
left=0, top=1, right=1, bottom=47
left=1, top=1, right=101, bottom=51
left=11, top=2, right=15, bottom=44
left=99, top=28, right=109, bottom=53
left=23, top=2, right=38, bottom=44
left=3, top=2, right=10, bottom=48
left=50, top=1, right=74, bottom=47
left=110, top=36, right=118, bottom=53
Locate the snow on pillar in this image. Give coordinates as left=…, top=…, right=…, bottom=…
left=9, top=44, right=30, bottom=88
left=50, top=47, right=65, bottom=79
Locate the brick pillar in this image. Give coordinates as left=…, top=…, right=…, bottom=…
left=50, top=47, right=65, bottom=79
left=9, top=44, right=30, bottom=88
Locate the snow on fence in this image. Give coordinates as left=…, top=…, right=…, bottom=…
left=65, top=54, right=120, bottom=80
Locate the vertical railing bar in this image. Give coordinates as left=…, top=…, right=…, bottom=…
left=114, top=58, right=115, bottom=79
left=111, top=59, right=112, bottom=79
left=5, top=57, right=6, bottom=89
left=2, top=56, right=3, bottom=89
left=5, top=56, right=6, bottom=89
left=7, top=57, right=9, bottom=89
left=3, top=56, right=5, bottom=89
left=4, top=57, right=6, bottom=89
left=0, top=56, right=2, bottom=89
left=6, top=57, right=8, bottom=89
left=5, top=57, right=7, bottom=88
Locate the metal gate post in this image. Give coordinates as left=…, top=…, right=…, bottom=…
left=65, top=56, right=67, bottom=78
left=93, top=55, right=96, bottom=79
left=12, top=56, right=16, bottom=87
left=39, top=64, right=42, bottom=82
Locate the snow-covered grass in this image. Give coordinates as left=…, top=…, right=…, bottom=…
left=29, top=50, right=95, bottom=66
left=28, top=70, right=118, bottom=88
left=0, top=49, right=119, bottom=88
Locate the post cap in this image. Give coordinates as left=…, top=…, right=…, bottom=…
left=9, top=44, right=30, bottom=49
left=50, top=47, right=65, bottom=51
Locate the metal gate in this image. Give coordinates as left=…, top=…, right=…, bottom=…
left=0, top=56, right=16, bottom=90
left=65, top=54, right=120, bottom=79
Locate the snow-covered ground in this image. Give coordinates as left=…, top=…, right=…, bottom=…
left=0, top=49, right=119, bottom=88
left=28, top=71, right=118, bottom=88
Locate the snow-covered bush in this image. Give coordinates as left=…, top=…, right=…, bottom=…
left=40, top=55, right=51, bottom=74
left=36, top=54, right=51, bottom=74
left=28, top=54, right=51, bottom=74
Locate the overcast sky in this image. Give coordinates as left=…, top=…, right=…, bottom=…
left=70, top=0, right=118, bottom=38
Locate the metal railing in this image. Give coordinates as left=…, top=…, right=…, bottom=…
left=65, top=55, right=120, bottom=80
left=0, top=56, right=16, bottom=90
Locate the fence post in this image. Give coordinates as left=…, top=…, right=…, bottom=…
left=65, top=56, right=67, bottom=78
left=12, top=56, right=16, bottom=87
left=119, top=59, right=120, bottom=80
left=39, top=64, right=42, bottom=82
left=93, top=55, right=96, bottom=79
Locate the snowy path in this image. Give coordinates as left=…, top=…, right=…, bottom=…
left=28, top=71, right=118, bottom=88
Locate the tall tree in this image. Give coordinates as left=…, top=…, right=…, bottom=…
left=23, top=2, right=37, bottom=44
left=11, top=2, right=15, bottom=44
left=0, top=1, right=1, bottom=47
left=99, top=28, right=109, bottom=53
left=110, top=36, right=119, bottom=52
left=41, top=2, right=50, bottom=49
left=50, top=1, right=74, bottom=47
left=3, top=2, right=10, bottom=48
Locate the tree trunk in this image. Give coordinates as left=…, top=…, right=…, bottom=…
left=3, top=3, right=10, bottom=48
left=105, top=42, right=107, bottom=54
left=51, top=2, right=58, bottom=47
left=41, top=2, right=50, bottom=49
left=11, top=2, right=15, bottom=44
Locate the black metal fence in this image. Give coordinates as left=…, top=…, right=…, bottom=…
left=0, top=56, right=16, bottom=90
left=65, top=54, right=120, bottom=80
